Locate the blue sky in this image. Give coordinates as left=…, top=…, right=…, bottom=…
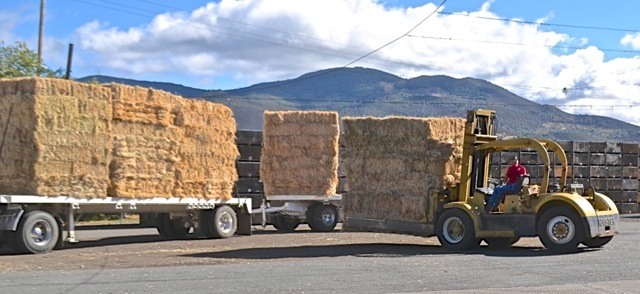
left=1, top=0, right=640, bottom=125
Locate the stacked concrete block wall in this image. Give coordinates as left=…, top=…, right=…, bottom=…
left=234, top=130, right=264, bottom=209
left=489, top=141, right=640, bottom=213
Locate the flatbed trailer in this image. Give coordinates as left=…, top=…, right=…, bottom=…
left=0, top=195, right=252, bottom=254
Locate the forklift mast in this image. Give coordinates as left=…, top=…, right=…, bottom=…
left=457, top=109, right=497, bottom=203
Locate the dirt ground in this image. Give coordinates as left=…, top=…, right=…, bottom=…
left=0, top=222, right=544, bottom=274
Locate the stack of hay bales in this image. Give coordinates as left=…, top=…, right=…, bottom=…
left=341, top=116, right=465, bottom=222
left=172, top=99, right=239, bottom=200
left=260, top=111, right=339, bottom=196
left=108, top=85, right=184, bottom=198
left=0, top=78, right=238, bottom=200
left=0, top=78, right=112, bottom=197
left=107, top=84, right=239, bottom=200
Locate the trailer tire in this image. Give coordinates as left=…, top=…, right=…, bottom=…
left=272, top=215, right=300, bottom=232
left=16, top=211, right=60, bottom=254
left=307, top=203, right=338, bottom=232
left=210, top=206, right=237, bottom=238
left=537, top=206, right=583, bottom=253
left=436, top=208, right=478, bottom=251
left=582, top=236, right=613, bottom=248
left=156, top=213, right=190, bottom=240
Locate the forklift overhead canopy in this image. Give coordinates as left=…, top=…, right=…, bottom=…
left=474, top=137, right=569, bottom=193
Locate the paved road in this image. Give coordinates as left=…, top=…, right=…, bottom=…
left=1, top=216, right=639, bottom=293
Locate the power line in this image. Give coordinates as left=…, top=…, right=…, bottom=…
left=437, top=11, right=640, bottom=33
left=205, top=0, right=448, bottom=96
left=211, top=95, right=639, bottom=109
left=69, top=0, right=640, bottom=97
left=407, top=35, right=640, bottom=54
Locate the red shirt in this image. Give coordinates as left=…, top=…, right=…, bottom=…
left=506, top=164, right=527, bottom=184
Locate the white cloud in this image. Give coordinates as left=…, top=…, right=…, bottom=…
left=60, top=0, right=640, bottom=125
left=621, top=33, right=640, bottom=49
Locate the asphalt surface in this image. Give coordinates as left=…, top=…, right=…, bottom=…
left=1, top=216, right=639, bottom=293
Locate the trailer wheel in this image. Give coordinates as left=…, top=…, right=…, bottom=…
left=156, top=213, right=190, bottom=239
left=16, top=211, right=60, bottom=254
left=436, top=208, right=478, bottom=251
left=272, top=215, right=300, bottom=232
left=307, top=203, right=338, bottom=232
left=210, top=206, right=237, bottom=238
left=537, top=206, right=584, bottom=253
left=582, top=236, right=613, bottom=248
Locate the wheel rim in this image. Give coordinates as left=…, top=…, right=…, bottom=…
left=443, top=217, right=465, bottom=244
left=546, top=215, right=575, bottom=245
left=30, top=220, right=53, bottom=246
left=320, top=207, right=336, bottom=226
left=218, top=211, right=234, bottom=234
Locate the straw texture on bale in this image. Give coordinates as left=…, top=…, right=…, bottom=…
left=341, top=116, right=465, bottom=222
left=0, top=78, right=239, bottom=200
left=0, top=78, right=112, bottom=197
left=260, top=111, right=339, bottom=196
left=107, top=84, right=238, bottom=200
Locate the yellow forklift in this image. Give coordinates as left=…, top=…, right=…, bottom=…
left=436, top=109, right=620, bottom=252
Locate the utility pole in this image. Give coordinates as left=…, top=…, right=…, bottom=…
left=38, top=0, right=46, bottom=71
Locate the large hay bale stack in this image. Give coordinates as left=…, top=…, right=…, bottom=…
left=108, top=85, right=183, bottom=198
left=107, top=84, right=239, bottom=200
left=172, top=99, right=239, bottom=200
left=341, top=116, right=465, bottom=222
left=0, top=78, right=112, bottom=197
left=260, top=111, right=339, bottom=196
left=0, top=78, right=238, bottom=200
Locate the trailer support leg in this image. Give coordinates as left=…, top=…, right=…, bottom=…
left=66, top=204, right=78, bottom=243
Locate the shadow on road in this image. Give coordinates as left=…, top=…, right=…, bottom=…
left=181, top=242, right=583, bottom=260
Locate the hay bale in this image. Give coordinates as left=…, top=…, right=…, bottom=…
left=108, top=84, right=181, bottom=126
left=0, top=79, right=238, bottom=200
left=172, top=99, right=239, bottom=200
left=341, top=116, right=465, bottom=222
left=107, top=85, right=239, bottom=200
left=0, top=78, right=112, bottom=197
left=260, top=111, right=339, bottom=196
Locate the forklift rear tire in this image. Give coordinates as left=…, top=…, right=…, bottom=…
left=436, top=208, right=478, bottom=250
left=582, top=236, right=613, bottom=248
left=537, top=206, right=583, bottom=253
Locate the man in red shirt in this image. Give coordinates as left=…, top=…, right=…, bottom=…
left=486, top=156, right=527, bottom=212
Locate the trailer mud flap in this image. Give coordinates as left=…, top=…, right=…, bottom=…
left=0, top=206, right=23, bottom=231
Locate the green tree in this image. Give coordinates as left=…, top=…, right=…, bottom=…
left=0, top=41, right=64, bottom=78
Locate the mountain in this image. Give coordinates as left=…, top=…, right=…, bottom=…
left=76, top=68, right=640, bottom=143
left=76, top=75, right=216, bottom=98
